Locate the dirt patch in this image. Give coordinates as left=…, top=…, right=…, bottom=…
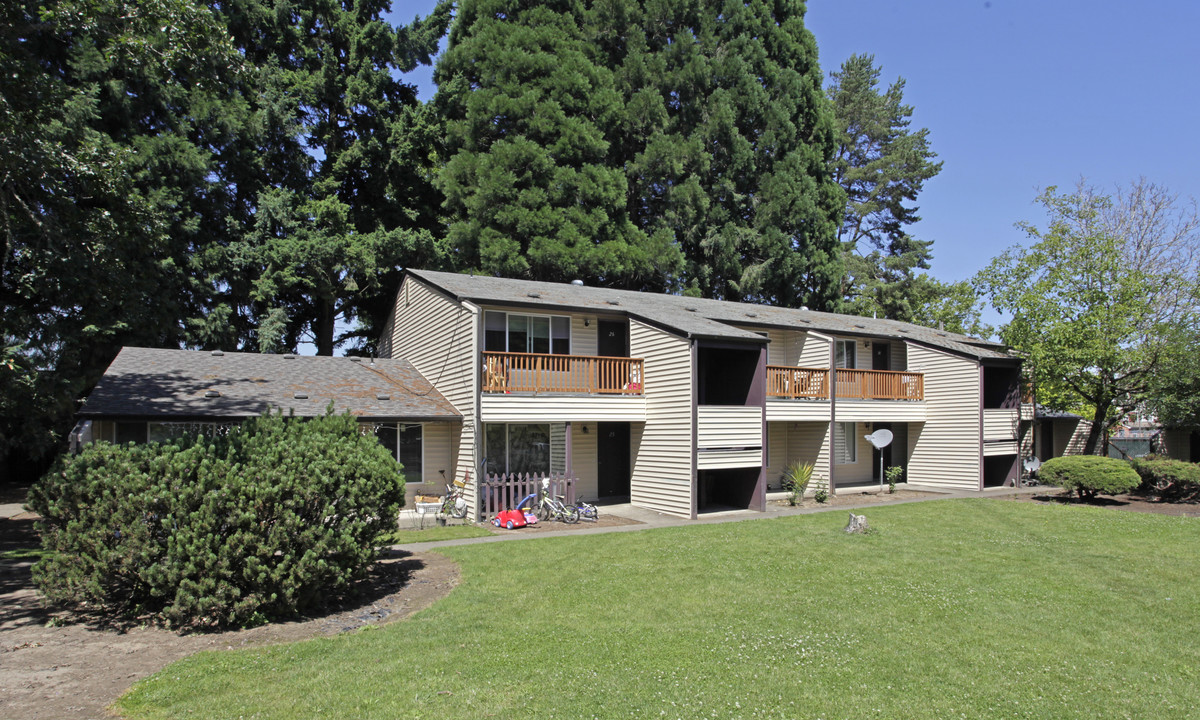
left=0, top=503, right=461, bottom=720
left=1008, top=488, right=1200, bottom=517
left=771, top=487, right=937, bottom=509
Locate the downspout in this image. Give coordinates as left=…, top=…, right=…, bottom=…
left=690, top=339, right=699, bottom=520
left=468, top=300, right=484, bottom=519
left=978, top=364, right=985, bottom=491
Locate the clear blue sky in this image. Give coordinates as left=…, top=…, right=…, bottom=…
left=389, top=0, right=1200, bottom=289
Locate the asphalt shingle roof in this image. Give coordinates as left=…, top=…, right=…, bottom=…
left=409, top=269, right=1015, bottom=360
left=79, top=347, right=461, bottom=421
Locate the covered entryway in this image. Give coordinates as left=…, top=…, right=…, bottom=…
left=596, top=422, right=630, bottom=499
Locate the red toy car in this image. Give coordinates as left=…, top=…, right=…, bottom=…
left=491, top=509, right=527, bottom=530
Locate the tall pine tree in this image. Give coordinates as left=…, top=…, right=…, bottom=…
left=827, top=53, right=941, bottom=320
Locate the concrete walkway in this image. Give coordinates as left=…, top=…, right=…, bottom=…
left=389, top=483, right=1045, bottom=554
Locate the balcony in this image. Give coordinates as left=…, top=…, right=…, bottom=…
left=481, top=351, right=645, bottom=396
left=767, top=366, right=924, bottom=401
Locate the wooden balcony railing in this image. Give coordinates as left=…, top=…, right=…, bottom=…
left=767, top=366, right=924, bottom=401
left=835, top=368, right=924, bottom=401
left=766, top=366, right=830, bottom=399
left=481, top=351, right=645, bottom=395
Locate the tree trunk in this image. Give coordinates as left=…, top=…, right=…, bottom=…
left=1082, top=406, right=1108, bottom=456
left=315, top=296, right=336, bottom=356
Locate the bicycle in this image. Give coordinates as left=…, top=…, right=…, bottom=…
left=574, top=498, right=599, bottom=521
left=537, top=478, right=579, bottom=524
left=439, top=472, right=470, bottom=520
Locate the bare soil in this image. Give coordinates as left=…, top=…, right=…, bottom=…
left=0, top=486, right=461, bottom=720
left=1009, top=488, right=1200, bottom=517
left=770, top=487, right=937, bottom=508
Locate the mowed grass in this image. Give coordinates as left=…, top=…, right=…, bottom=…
left=118, top=499, right=1199, bottom=719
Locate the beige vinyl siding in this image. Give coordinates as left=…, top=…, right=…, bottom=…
left=391, top=277, right=479, bottom=510
left=905, top=343, right=982, bottom=490
left=984, top=440, right=1019, bottom=456
left=983, top=408, right=1020, bottom=441
left=832, top=421, right=874, bottom=486
left=766, top=422, right=788, bottom=489
left=697, top=449, right=762, bottom=469
left=697, top=406, right=762, bottom=449
left=765, top=400, right=832, bottom=423
left=788, top=422, right=830, bottom=486
left=571, top=316, right=598, bottom=357
left=890, top=341, right=907, bottom=371
left=835, top=401, right=926, bottom=423
left=1061, top=419, right=1091, bottom=456
left=480, top=395, right=645, bottom=423
left=571, top=422, right=599, bottom=499
left=420, top=422, right=454, bottom=486
left=629, top=320, right=693, bottom=517
left=551, top=423, right=567, bottom=473
left=797, top=331, right=831, bottom=367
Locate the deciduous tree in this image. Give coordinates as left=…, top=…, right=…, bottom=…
left=976, top=180, right=1200, bottom=454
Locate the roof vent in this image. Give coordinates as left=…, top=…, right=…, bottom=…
left=284, top=354, right=296, bottom=359
left=527, top=292, right=541, bottom=298
left=936, top=332, right=948, bottom=337
left=376, top=393, right=391, bottom=401
left=800, top=306, right=809, bottom=311
left=570, top=280, right=584, bottom=286
left=854, top=324, right=866, bottom=329
left=211, top=350, right=224, bottom=357
left=293, top=392, right=308, bottom=399
left=349, top=356, right=362, bottom=362
left=898, top=329, right=909, bottom=334
left=204, top=390, right=221, bottom=398
left=606, top=300, right=620, bottom=306
left=745, top=312, right=758, bottom=318
left=685, top=307, right=698, bottom=312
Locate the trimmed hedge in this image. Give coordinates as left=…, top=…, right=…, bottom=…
left=28, top=411, right=404, bottom=629
left=1129, top=455, right=1200, bottom=501
left=1038, top=455, right=1140, bottom=500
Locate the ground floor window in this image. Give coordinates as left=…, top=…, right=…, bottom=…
left=147, top=422, right=231, bottom=443
left=485, top=423, right=552, bottom=476
left=834, top=421, right=857, bottom=464
left=372, top=423, right=423, bottom=483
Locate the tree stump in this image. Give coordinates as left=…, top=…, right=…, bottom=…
left=844, top=512, right=870, bottom=534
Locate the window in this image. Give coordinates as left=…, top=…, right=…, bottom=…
left=115, top=421, right=147, bottom=444
left=835, top=340, right=857, bottom=369
left=372, top=423, right=423, bottom=483
left=147, top=422, right=231, bottom=444
left=483, top=311, right=570, bottom=354
left=834, top=421, right=857, bottom=464
left=485, top=423, right=552, bottom=476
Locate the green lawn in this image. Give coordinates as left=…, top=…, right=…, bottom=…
left=118, top=499, right=1200, bottom=719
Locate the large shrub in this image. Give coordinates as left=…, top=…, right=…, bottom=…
left=28, top=411, right=404, bottom=629
left=1129, top=455, right=1200, bottom=501
left=1038, top=455, right=1140, bottom=500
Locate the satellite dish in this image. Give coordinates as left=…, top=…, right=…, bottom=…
left=1023, top=456, right=1042, bottom=472
left=864, top=429, right=893, bottom=449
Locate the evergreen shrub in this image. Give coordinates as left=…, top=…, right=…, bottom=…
left=28, top=411, right=404, bottom=629
left=1038, top=455, right=1139, bottom=500
left=1128, top=455, right=1200, bottom=500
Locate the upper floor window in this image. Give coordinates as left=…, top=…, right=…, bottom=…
left=485, top=311, right=570, bottom=354
left=835, top=339, right=857, bottom=369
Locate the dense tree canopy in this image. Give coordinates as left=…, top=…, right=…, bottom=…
left=436, top=0, right=844, bottom=306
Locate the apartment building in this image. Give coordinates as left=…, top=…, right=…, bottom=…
left=379, top=270, right=1026, bottom=519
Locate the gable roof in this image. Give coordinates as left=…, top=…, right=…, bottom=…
left=407, top=269, right=1015, bottom=360
left=79, top=347, right=461, bottom=422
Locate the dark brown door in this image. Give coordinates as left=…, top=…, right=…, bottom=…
left=872, top=342, right=890, bottom=371
left=597, top=422, right=630, bottom=498
left=598, top=320, right=628, bottom=357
